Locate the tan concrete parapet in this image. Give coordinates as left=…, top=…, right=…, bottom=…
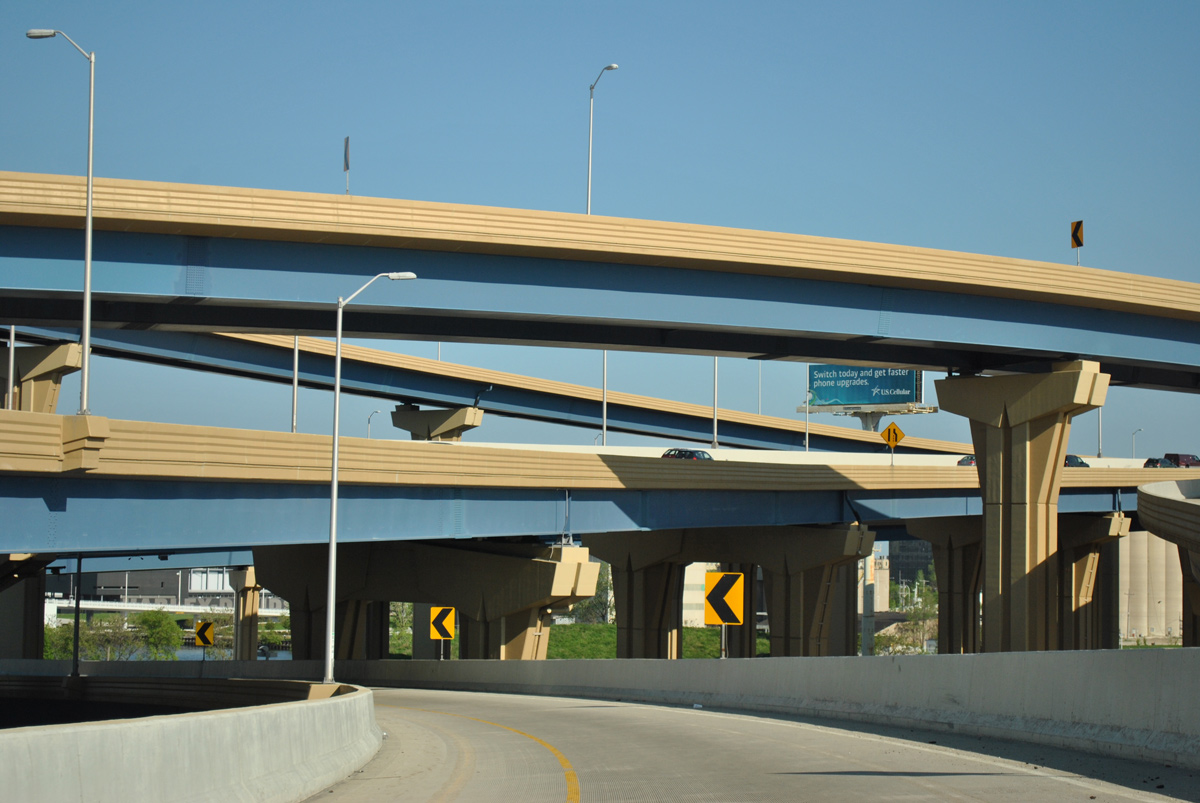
left=0, top=410, right=63, bottom=473
left=60, top=414, right=111, bottom=472
left=3, top=410, right=1196, bottom=493
left=1138, top=479, right=1200, bottom=555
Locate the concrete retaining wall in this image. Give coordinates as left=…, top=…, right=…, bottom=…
left=3, top=648, right=1198, bottom=784
left=344, top=649, right=1200, bottom=769
left=0, top=676, right=381, bottom=803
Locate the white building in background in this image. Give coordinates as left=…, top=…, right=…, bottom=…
left=682, top=563, right=718, bottom=627
left=1121, top=530, right=1184, bottom=640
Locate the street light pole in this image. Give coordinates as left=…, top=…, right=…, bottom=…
left=587, top=63, right=618, bottom=216
left=27, top=29, right=95, bottom=414
left=587, top=63, right=618, bottom=444
left=367, top=409, right=383, bottom=439
left=1132, top=427, right=1144, bottom=459
left=326, top=271, right=416, bottom=684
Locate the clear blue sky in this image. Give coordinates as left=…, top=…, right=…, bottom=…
left=4, top=2, right=1199, bottom=457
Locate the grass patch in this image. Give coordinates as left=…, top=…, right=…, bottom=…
left=547, top=623, right=770, bottom=659
left=547, top=623, right=617, bottom=659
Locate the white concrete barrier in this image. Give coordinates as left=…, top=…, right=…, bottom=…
left=3, top=649, right=1197, bottom=783
left=0, top=679, right=380, bottom=803
left=343, top=649, right=1200, bottom=770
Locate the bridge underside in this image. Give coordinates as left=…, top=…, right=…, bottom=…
left=3, top=471, right=1139, bottom=555
left=11, top=327, right=955, bottom=454
left=4, top=223, right=1200, bottom=392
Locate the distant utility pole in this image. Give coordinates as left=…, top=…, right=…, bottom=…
left=344, top=137, right=350, bottom=194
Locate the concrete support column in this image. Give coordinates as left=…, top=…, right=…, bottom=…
left=457, top=611, right=498, bottom=660
left=761, top=561, right=858, bottom=657
left=336, top=600, right=390, bottom=660
left=255, top=541, right=597, bottom=661
left=1058, top=513, right=1128, bottom=650
left=499, top=607, right=553, bottom=660
left=610, top=559, right=684, bottom=659
left=1095, top=540, right=1121, bottom=649
left=908, top=518, right=983, bottom=655
left=0, top=343, right=80, bottom=414
left=229, top=567, right=262, bottom=662
left=0, top=575, right=46, bottom=659
left=759, top=528, right=872, bottom=657
left=413, top=602, right=438, bottom=659
left=936, top=360, right=1108, bottom=652
left=1181, top=548, right=1200, bottom=647
left=286, top=591, right=322, bottom=662
left=722, top=562, right=758, bottom=659
left=590, top=525, right=872, bottom=659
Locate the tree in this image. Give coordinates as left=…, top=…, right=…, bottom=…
left=259, top=615, right=290, bottom=650
left=570, top=561, right=612, bottom=624
left=44, top=621, right=75, bottom=660
left=132, top=609, right=183, bottom=660
left=389, top=602, right=413, bottom=657
left=43, top=617, right=140, bottom=661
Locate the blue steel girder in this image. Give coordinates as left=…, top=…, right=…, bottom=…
left=16, top=326, right=919, bottom=454
left=0, top=474, right=1134, bottom=556
left=3, top=225, right=1200, bottom=392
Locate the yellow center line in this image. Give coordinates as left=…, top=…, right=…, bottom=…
left=384, top=704, right=580, bottom=803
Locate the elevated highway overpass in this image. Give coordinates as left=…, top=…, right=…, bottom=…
left=5, top=172, right=1200, bottom=391
left=4, top=172, right=1200, bottom=657
left=0, top=406, right=1185, bottom=660
left=15, top=326, right=967, bottom=453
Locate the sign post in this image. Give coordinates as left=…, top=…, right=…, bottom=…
left=1071, top=219, right=1083, bottom=265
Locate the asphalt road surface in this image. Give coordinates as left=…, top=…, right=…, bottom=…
left=307, top=688, right=1198, bottom=802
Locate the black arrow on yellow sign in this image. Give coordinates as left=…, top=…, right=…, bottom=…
left=430, top=607, right=455, bottom=640
left=1071, top=220, right=1084, bottom=249
left=195, top=621, right=214, bottom=647
left=704, top=572, right=744, bottom=625
left=881, top=422, right=905, bottom=450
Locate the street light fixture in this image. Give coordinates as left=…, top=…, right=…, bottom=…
left=325, top=271, right=416, bottom=684
left=1132, top=427, right=1144, bottom=459
left=587, top=63, right=618, bottom=444
left=367, top=409, right=383, bottom=439
left=27, top=29, right=96, bottom=415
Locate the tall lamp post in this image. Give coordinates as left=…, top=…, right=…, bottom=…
left=1132, top=427, right=1144, bottom=459
left=367, top=409, right=383, bottom=439
left=326, top=271, right=416, bottom=684
left=27, top=29, right=95, bottom=415
left=587, top=63, right=618, bottom=444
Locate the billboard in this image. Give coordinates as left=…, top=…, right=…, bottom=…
left=808, top=365, right=921, bottom=408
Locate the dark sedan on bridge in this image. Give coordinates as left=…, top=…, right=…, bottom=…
left=1143, top=457, right=1178, bottom=468
left=662, top=448, right=713, bottom=460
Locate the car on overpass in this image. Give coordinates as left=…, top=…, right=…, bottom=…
left=1144, top=457, right=1178, bottom=468
left=662, top=448, right=713, bottom=460
left=1064, top=454, right=1090, bottom=467
left=1165, top=452, right=1200, bottom=467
